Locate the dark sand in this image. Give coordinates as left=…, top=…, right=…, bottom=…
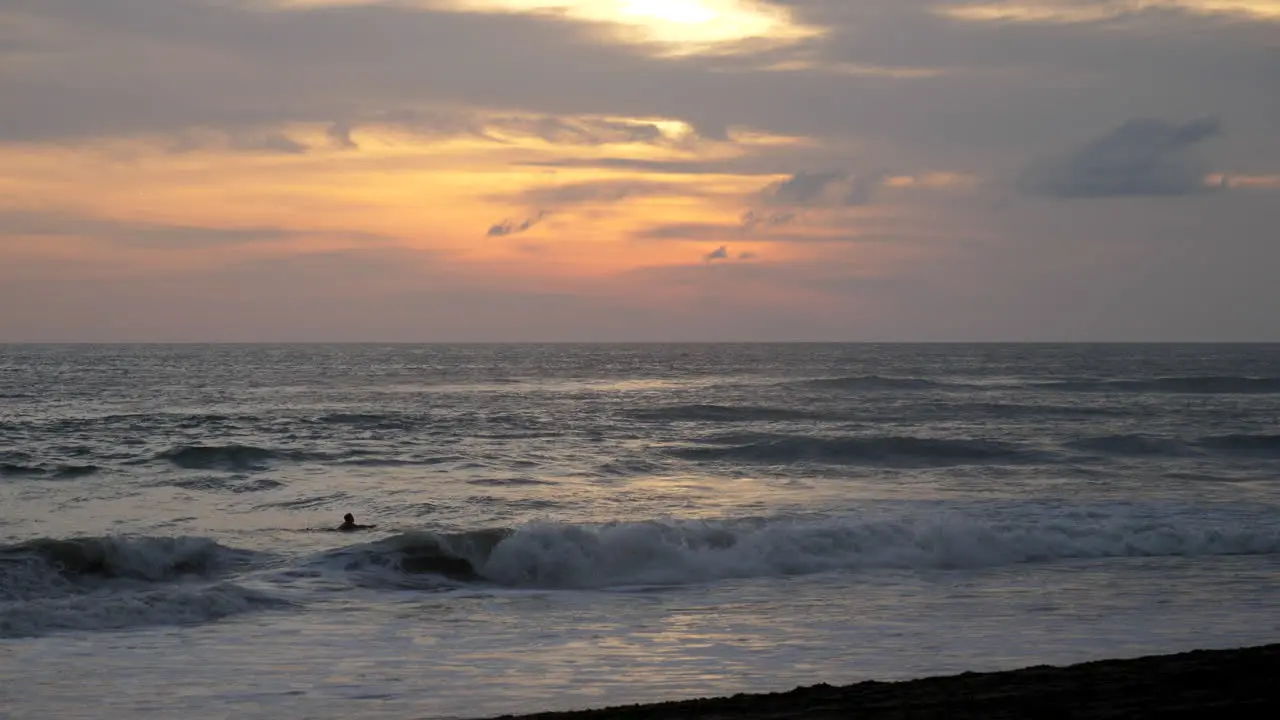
left=492, top=644, right=1280, bottom=719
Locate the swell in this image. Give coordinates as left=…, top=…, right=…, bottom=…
left=1198, top=434, right=1280, bottom=453
left=1037, top=375, right=1280, bottom=394
left=0, top=463, right=101, bottom=479
left=1065, top=435, right=1199, bottom=457
left=157, top=444, right=329, bottom=471
left=790, top=375, right=949, bottom=391
left=1066, top=433, right=1280, bottom=457
left=666, top=433, right=1035, bottom=466
left=1, top=583, right=288, bottom=639
left=314, top=412, right=430, bottom=431
left=784, top=374, right=1280, bottom=395
left=625, top=404, right=822, bottom=422
left=157, top=445, right=466, bottom=471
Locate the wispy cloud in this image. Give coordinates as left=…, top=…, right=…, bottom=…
left=740, top=210, right=796, bottom=229
left=0, top=209, right=389, bottom=248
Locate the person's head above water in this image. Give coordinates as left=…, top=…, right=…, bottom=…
left=338, top=512, right=373, bottom=531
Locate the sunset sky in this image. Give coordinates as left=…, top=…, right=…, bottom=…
left=1, top=0, right=1277, bottom=341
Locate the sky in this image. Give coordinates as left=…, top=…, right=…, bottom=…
left=1, top=0, right=1277, bottom=342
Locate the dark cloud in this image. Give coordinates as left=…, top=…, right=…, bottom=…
left=248, top=132, right=309, bottom=155
left=486, top=211, right=547, bottom=237
left=517, top=158, right=781, bottom=175
left=508, top=180, right=691, bottom=206
left=326, top=121, right=358, bottom=150
left=1019, top=117, right=1223, bottom=198
left=1, top=0, right=1274, bottom=177
left=701, top=244, right=758, bottom=263
left=760, top=171, right=886, bottom=206
left=482, top=116, right=668, bottom=145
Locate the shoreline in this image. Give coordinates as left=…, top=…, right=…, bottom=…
left=490, top=644, right=1280, bottom=719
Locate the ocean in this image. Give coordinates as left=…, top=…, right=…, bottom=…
left=2, top=343, right=1279, bottom=719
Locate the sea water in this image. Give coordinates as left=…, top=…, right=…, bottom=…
left=2, top=344, right=1279, bottom=719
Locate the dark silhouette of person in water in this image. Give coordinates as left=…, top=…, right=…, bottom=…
left=338, top=513, right=375, bottom=531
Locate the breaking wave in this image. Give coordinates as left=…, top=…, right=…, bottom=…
left=309, top=512, right=1280, bottom=590
left=0, top=535, right=257, bottom=593
left=308, top=530, right=510, bottom=587
left=0, top=535, right=282, bottom=637
left=667, top=434, right=1035, bottom=466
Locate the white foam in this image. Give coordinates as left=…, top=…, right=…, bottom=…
left=478, top=514, right=1280, bottom=588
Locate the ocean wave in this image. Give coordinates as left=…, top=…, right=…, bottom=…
left=1, top=463, right=45, bottom=477
left=0, top=582, right=289, bottom=638
left=54, top=464, right=101, bottom=478
left=457, top=516, right=1280, bottom=588
left=595, top=457, right=664, bottom=476
left=310, top=530, right=510, bottom=586
left=625, top=404, right=821, bottom=422
left=1037, top=376, right=1280, bottom=394
left=1063, top=433, right=1280, bottom=458
left=315, top=412, right=427, bottom=430
left=666, top=434, right=1034, bottom=466
left=0, top=462, right=102, bottom=478
left=335, top=456, right=460, bottom=468
left=1197, top=434, right=1280, bottom=454
left=466, top=477, right=557, bottom=487
left=0, top=535, right=258, bottom=595
left=791, top=375, right=947, bottom=391
left=306, top=513, right=1280, bottom=590
left=1065, top=435, right=1199, bottom=457
left=158, top=444, right=316, bottom=471
left=975, top=403, right=1129, bottom=419
left=169, top=476, right=286, bottom=493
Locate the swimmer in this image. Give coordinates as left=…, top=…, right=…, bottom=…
left=337, top=513, right=375, bottom=531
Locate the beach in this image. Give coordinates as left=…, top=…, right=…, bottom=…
left=498, top=644, right=1280, bottom=720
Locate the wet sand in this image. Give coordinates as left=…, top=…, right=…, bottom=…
left=492, top=644, right=1280, bottom=719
